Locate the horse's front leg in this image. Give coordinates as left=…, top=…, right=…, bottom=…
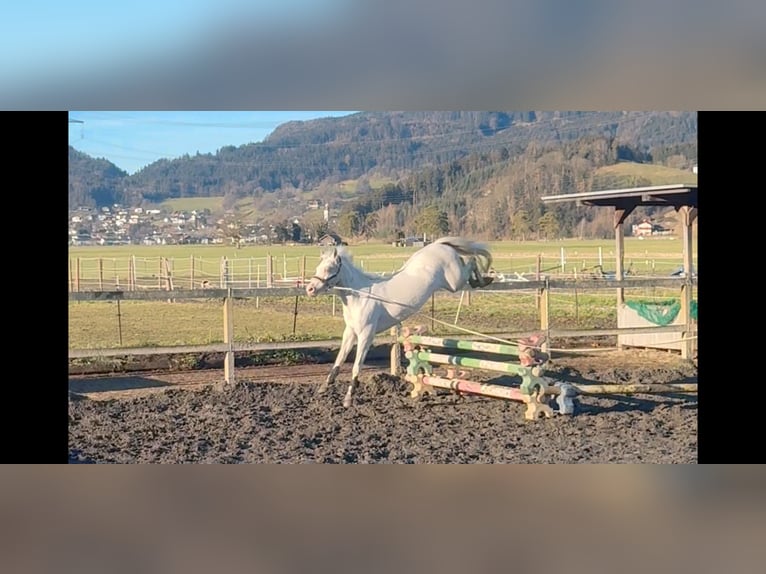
left=317, top=325, right=357, bottom=395
left=343, top=326, right=375, bottom=408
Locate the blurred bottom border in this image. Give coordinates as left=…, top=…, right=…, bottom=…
left=1, top=465, right=764, bottom=573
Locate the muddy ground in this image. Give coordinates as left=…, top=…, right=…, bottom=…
left=68, top=348, right=697, bottom=463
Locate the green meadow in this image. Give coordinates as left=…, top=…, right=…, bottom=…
left=69, top=236, right=696, bottom=290
left=69, top=237, right=696, bottom=350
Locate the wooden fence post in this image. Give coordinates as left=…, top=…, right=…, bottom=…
left=164, top=258, right=174, bottom=302
left=158, top=257, right=163, bottom=289
left=190, top=255, right=195, bottom=289
left=76, top=257, right=81, bottom=292
left=301, top=255, right=306, bottom=283
left=98, top=258, right=104, bottom=290
left=431, top=293, right=435, bottom=331
left=574, top=282, right=579, bottom=325
left=221, top=257, right=229, bottom=288
left=540, top=279, right=550, bottom=354
left=292, top=296, right=299, bottom=335
left=69, top=258, right=74, bottom=292
left=165, top=258, right=173, bottom=290
left=222, top=288, right=235, bottom=388
left=535, top=254, right=542, bottom=309
left=116, top=299, right=123, bottom=346
left=131, top=255, right=137, bottom=290
left=266, top=255, right=273, bottom=288
left=390, top=325, right=402, bottom=376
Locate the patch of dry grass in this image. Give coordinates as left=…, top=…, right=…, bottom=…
left=68, top=282, right=693, bottom=350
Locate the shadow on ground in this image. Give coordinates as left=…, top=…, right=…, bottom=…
left=68, top=376, right=173, bottom=394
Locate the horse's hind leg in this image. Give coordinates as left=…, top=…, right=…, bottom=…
left=343, top=326, right=375, bottom=408
left=317, top=325, right=356, bottom=395
left=468, top=260, right=493, bottom=288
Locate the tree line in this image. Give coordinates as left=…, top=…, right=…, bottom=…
left=69, top=111, right=696, bottom=241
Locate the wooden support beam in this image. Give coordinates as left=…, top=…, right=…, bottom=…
left=614, top=208, right=626, bottom=307
left=678, top=205, right=697, bottom=360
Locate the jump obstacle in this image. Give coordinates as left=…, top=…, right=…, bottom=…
left=397, top=328, right=697, bottom=421
left=398, top=329, right=574, bottom=420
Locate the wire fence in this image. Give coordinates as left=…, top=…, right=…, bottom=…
left=69, top=279, right=697, bottom=356
left=68, top=251, right=697, bottom=292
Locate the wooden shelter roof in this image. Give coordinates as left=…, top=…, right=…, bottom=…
left=541, top=183, right=697, bottom=213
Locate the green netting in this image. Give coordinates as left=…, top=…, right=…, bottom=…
left=625, top=299, right=698, bottom=326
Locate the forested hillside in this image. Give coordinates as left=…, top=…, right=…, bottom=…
left=68, top=111, right=697, bottom=239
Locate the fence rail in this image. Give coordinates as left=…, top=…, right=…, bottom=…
left=68, top=252, right=698, bottom=293
left=68, top=276, right=696, bottom=300
left=69, top=277, right=698, bottom=386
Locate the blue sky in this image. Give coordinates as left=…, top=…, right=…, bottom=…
left=68, top=111, right=356, bottom=174
left=3, top=1, right=347, bottom=95
left=2, top=2, right=764, bottom=110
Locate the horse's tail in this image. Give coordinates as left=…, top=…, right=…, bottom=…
left=435, top=236, right=493, bottom=277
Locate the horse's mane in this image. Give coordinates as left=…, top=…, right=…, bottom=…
left=331, top=246, right=390, bottom=282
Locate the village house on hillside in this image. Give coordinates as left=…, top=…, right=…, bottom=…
left=631, top=219, right=672, bottom=237
left=68, top=205, right=214, bottom=246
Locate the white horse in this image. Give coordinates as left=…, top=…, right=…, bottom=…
left=305, top=237, right=494, bottom=407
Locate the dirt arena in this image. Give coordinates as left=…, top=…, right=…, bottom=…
left=68, top=348, right=697, bottom=463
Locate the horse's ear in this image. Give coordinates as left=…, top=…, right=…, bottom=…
left=332, top=248, right=338, bottom=258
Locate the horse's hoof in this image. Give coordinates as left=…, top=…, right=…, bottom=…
left=316, top=383, right=328, bottom=395
left=342, top=397, right=353, bottom=408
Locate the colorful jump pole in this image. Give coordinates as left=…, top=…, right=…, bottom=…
left=406, top=373, right=576, bottom=420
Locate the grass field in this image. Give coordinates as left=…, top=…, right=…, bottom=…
left=593, top=163, right=698, bottom=186
left=337, top=176, right=397, bottom=194
left=68, top=236, right=698, bottom=292
left=68, top=284, right=695, bottom=350
left=68, top=236, right=697, bottom=350
left=157, top=197, right=226, bottom=213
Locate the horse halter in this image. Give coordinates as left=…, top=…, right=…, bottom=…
left=311, top=258, right=342, bottom=289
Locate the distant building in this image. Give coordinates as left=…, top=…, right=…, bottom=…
left=317, top=232, right=346, bottom=247
left=633, top=221, right=654, bottom=237
left=395, top=235, right=430, bottom=247
left=631, top=219, right=671, bottom=237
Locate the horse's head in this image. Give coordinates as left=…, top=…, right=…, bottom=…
left=306, top=248, right=343, bottom=297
